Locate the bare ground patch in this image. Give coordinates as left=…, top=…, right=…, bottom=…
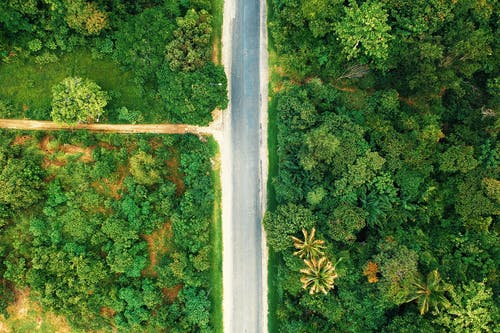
left=0, top=288, right=72, bottom=333
left=93, top=165, right=127, bottom=200
left=166, top=151, right=186, bottom=196
left=39, top=135, right=96, bottom=167
left=142, top=222, right=173, bottom=278
left=162, top=284, right=183, bottom=303
left=59, top=144, right=94, bottom=163
left=11, top=135, right=32, bottom=146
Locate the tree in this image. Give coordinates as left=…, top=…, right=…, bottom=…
left=434, top=280, right=497, bottom=332
left=299, top=124, right=340, bottom=170
left=291, top=227, right=325, bottom=259
left=374, top=241, right=419, bottom=304
left=129, top=151, right=162, bottom=186
left=300, top=257, right=339, bottom=295
left=51, top=77, right=109, bottom=124
left=0, top=152, right=44, bottom=210
left=335, top=0, right=392, bottom=68
left=166, top=9, right=213, bottom=71
left=329, top=204, right=367, bottom=242
left=65, top=0, right=108, bottom=35
left=263, top=204, right=316, bottom=252
left=439, top=146, right=478, bottom=173
left=405, top=270, right=451, bottom=315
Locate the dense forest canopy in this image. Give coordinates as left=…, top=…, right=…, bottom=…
left=0, top=130, right=220, bottom=332
left=0, top=0, right=227, bottom=125
left=266, top=0, right=499, bottom=331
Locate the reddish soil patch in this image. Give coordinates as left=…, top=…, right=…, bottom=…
left=39, top=135, right=54, bottom=153
left=42, top=157, right=67, bottom=168
left=98, top=142, right=116, bottom=150
left=93, top=165, right=127, bottom=200
left=100, top=307, right=116, bottom=319
left=333, top=85, right=358, bottom=93
left=39, top=135, right=94, bottom=164
left=142, top=222, right=173, bottom=277
left=60, top=144, right=94, bottom=163
left=150, top=138, right=162, bottom=150
left=11, top=135, right=31, bottom=146
left=162, top=284, right=183, bottom=303
left=399, top=96, right=417, bottom=106
left=166, top=152, right=185, bottom=196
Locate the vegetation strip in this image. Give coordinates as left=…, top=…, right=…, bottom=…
left=265, top=0, right=498, bottom=332
left=0, top=1, right=228, bottom=330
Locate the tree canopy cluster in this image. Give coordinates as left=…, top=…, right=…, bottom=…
left=0, top=130, right=219, bottom=332
left=0, top=0, right=227, bottom=125
left=51, top=76, right=109, bottom=124
left=266, top=0, right=499, bottom=331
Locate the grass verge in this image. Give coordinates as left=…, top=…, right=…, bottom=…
left=266, top=2, right=282, bottom=329
left=208, top=137, right=223, bottom=333
left=267, top=95, right=280, bottom=333
left=211, top=0, right=223, bottom=64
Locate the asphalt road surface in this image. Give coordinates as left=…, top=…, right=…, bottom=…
left=229, top=0, right=263, bottom=331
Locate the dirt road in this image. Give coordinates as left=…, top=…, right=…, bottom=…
left=0, top=119, right=216, bottom=136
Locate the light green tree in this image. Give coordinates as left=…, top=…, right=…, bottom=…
left=434, top=280, right=497, bottom=332
left=335, top=0, right=392, bottom=68
left=51, top=77, right=109, bottom=124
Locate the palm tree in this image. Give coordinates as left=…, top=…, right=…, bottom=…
left=405, top=270, right=451, bottom=315
left=291, top=227, right=326, bottom=259
left=300, top=257, right=339, bottom=295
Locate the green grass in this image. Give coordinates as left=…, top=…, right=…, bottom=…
left=267, top=95, right=281, bottom=333
left=0, top=49, right=162, bottom=121
left=211, top=0, right=223, bottom=64
left=208, top=137, right=223, bottom=333
left=266, top=2, right=282, bottom=328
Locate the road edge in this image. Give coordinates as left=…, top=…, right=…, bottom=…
left=221, top=0, right=234, bottom=331
left=259, top=0, right=269, bottom=331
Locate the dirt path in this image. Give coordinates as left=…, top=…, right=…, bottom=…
left=0, top=119, right=218, bottom=136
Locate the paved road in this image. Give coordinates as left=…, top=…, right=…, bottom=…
left=228, top=0, right=263, bottom=331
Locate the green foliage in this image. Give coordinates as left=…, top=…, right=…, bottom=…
left=300, top=257, right=339, bottom=295
left=264, top=204, right=316, bottom=252
left=129, top=151, right=162, bottom=185
left=111, top=7, right=174, bottom=80
left=439, top=145, right=478, bottom=173
left=335, top=0, right=393, bottom=68
left=51, top=77, right=109, bottom=124
left=374, top=241, right=419, bottom=305
left=329, top=204, right=366, bottom=242
left=157, top=62, right=228, bottom=125
left=405, top=270, right=451, bottom=315
left=0, top=1, right=227, bottom=125
left=0, top=148, right=45, bottom=210
left=434, top=280, right=498, bottom=332
left=166, top=9, right=213, bottom=72
left=267, top=0, right=499, bottom=330
left=64, top=0, right=108, bottom=36
left=0, top=131, right=219, bottom=331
